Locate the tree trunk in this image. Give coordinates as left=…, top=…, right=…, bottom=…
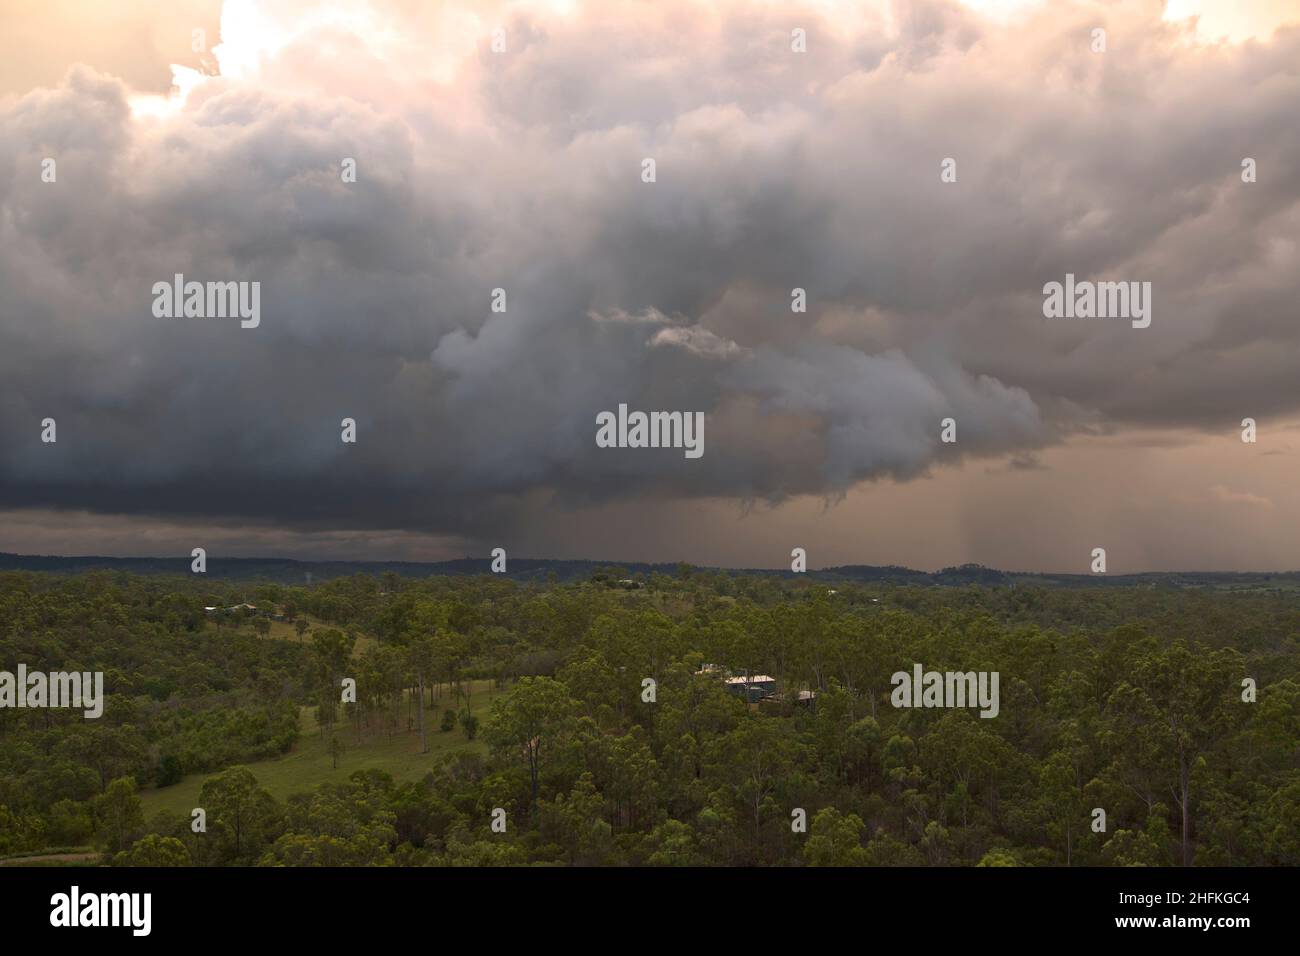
left=529, top=752, right=539, bottom=813
left=417, top=674, right=428, bottom=753
left=1181, top=765, right=1191, bottom=866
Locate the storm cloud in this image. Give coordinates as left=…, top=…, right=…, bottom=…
left=0, top=0, right=1297, bottom=560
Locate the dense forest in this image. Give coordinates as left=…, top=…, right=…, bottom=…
left=1, top=567, right=1297, bottom=866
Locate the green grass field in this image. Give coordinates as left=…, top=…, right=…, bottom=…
left=139, top=679, right=501, bottom=819
left=208, top=615, right=382, bottom=654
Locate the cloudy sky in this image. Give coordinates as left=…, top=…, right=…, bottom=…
left=0, top=0, right=1297, bottom=571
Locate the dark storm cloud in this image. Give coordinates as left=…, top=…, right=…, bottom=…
left=0, top=0, right=1297, bottom=546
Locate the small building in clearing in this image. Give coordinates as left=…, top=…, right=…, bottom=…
left=724, top=674, right=777, bottom=703
left=204, top=602, right=264, bottom=616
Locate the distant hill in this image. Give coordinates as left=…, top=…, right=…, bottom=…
left=1, top=552, right=1298, bottom=590
left=0, top=552, right=681, bottom=584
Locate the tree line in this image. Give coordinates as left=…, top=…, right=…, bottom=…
left=0, top=568, right=1296, bottom=865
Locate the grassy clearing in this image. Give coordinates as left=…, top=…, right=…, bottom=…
left=206, top=615, right=382, bottom=654
left=139, top=679, right=501, bottom=819
left=0, top=848, right=98, bottom=867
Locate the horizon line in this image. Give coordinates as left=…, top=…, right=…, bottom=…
left=2, top=551, right=1299, bottom=578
